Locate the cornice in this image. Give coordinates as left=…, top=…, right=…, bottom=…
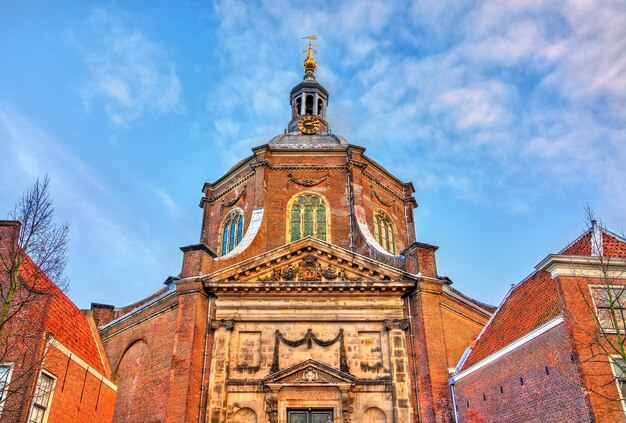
left=204, top=279, right=414, bottom=294
left=535, top=254, right=626, bottom=279
left=363, top=170, right=415, bottom=204
left=200, top=171, right=254, bottom=206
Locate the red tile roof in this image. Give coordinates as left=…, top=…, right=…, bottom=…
left=460, top=226, right=626, bottom=372
left=461, top=269, right=561, bottom=370
left=20, top=255, right=106, bottom=374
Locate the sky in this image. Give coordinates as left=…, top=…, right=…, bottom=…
left=0, top=0, right=625, bottom=310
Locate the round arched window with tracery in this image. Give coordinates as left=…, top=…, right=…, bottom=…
left=374, top=210, right=397, bottom=255
left=288, top=193, right=328, bottom=242
left=221, top=209, right=244, bottom=255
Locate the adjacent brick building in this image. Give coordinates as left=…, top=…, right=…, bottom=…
left=0, top=220, right=116, bottom=423
left=451, top=222, right=626, bottom=422
left=92, top=47, right=493, bottom=422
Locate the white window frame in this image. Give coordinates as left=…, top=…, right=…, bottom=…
left=589, top=284, right=626, bottom=333
left=610, top=355, right=626, bottom=416
left=27, top=370, right=56, bottom=423
left=0, top=363, right=14, bottom=418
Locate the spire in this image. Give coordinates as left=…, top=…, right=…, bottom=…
left=287, top=35, right=330, bottom=134
left=302, top=35, right=318, bottom=79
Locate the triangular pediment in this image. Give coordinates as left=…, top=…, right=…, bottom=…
left=203, top=237, right=417, bottom=287
left=263, top=359, right=357, bottom=386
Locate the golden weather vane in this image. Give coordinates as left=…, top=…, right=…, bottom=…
left=302, top=35, right=318, bottom=75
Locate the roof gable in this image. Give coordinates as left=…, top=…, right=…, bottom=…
left=20, top=256, right=107, bottom=375
left=263, top=358, right=357, bottom=386
left=460, top=269, right=561, bottom=370
left=203, top=237, right=416, bottom=291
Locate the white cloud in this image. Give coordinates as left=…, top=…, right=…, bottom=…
left=0, top=105, right=172, bottom=305
left=77, top=8, right=182, bottom=125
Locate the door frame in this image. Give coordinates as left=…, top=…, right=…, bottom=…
left=287, top=408, right=334, bottom=422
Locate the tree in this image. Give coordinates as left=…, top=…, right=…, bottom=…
left=0, top=176, right=69, bottom=421
left=564, top=206, right=626, bottom=417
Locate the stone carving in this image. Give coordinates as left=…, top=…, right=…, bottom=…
left=384, top=319, right=409, bottom=331
left=258, top=255, right=360, bottom=282
left=210, top=319, right=235, bottom=331
left=281, top=264, right=299, bottom=281
left=302, top=368, right=318, bottom=382
left=270, top=328, right=349, bottom=374
left=220, top=186, right=246, bottom=211
left=287, top=173, right=330, bottom=189
left=371, top=186, right=397, bottom=212
left=265, top=390, right=278, bottom=423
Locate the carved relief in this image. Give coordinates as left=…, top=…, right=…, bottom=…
left=287, top=173, right=330, bottom=189
left=270, top=329, right=349, bottom=374
left=383, top=319, right=409, bottom=331
left=371, top=185, right=398, bottom=212
left=221, top=186, right=246, bottom=212
left=258, top=255, right=360, bottom=282
left=210, top=319, right=235, bottom=331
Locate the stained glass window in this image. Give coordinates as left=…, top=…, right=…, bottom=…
left=289, top=194, right=328, bottom=242
left=221, top=210, right=244, bottom=255
left=374, top=211, right=397, bottom=255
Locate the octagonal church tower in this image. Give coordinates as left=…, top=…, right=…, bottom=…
left=93, top=42, right=493, bottom=423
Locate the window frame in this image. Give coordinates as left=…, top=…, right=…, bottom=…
left=590, top=284, right=626, bottom=333
left=610, top=355, right=626, bottom=416
left=373, top=209, right=397, bottom=255
left=286, top=192, right=331, bottom=244
left=0, top=363, right=14, bottom=418
left=28, top=370, right=56, bottom=423
left=220, top=208, right=245, bottom=256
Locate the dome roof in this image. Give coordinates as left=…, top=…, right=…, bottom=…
left=268, top=133, right=349, bottom=150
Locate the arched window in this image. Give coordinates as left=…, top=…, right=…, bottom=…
left=374, top=211, right=397, bottom=255
left=221, top=209, right=244, bottom=255
left=288, top=193, right=328, bottom=242
left=296, top=97, right=302, bottom=116
left=305, top=94, right=314, bottom=115
left=317, top=99, right=324, bottom=116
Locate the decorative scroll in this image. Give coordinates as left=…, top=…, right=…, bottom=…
left=371, top=186, right=397, bottom=212
left=270, top=328, right=349, bottom=374
left=384, top=319, right=409, bottom=331
left=210, top=319, right=235, bottom=331
left=287, top=173, right=330, bottom=189
left=258, top=255, right=358, bottom=282
left=221, top=186, right=246, bottom=212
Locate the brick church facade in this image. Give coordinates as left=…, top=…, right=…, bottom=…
left=91, top=45, right=493, bottom=422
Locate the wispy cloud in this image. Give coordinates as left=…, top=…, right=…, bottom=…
left=0, top=105, right=172, bottom=305
left=76, top=7, right=182, bottom=126
left=209, top=0, right=626, bottom=213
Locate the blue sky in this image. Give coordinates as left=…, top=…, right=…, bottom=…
left=1, top=0, right=624, bottom=309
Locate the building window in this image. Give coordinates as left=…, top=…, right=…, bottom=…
left=0, top=364, right=12, bottom=415
left=592, top=285, right=626, bottom=331
left=289, top=193, right=328, bottom=242
left=611, top=357, right=626, bottom=408
left=29, top=372, right=55, bottom=423
left=374, top=211, right=397, bottom=255
left=221, top=209, right=244, bottom=255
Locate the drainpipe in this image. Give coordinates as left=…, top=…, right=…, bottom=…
left=346, top=151, right=355, bottom=250
left=449, top=376, right=459, bottom=423
left=198, top=295, right=212, bottom=423
left=405, top=295, right=422, bottom=423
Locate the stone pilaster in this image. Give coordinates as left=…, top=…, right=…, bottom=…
left=385, top=320, right=413, bottom=423
left=206, top=321, right=234, bottom=423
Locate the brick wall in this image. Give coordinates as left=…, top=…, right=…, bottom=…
left=43, top=345, right=116, bottom=423
left=453, top=323, right=591, bottom=423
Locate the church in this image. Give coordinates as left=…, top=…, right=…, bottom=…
left=90, top=40, right=493, bottom=423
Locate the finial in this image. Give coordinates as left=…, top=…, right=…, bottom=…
left=302, top=35, right=318, bottom=78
